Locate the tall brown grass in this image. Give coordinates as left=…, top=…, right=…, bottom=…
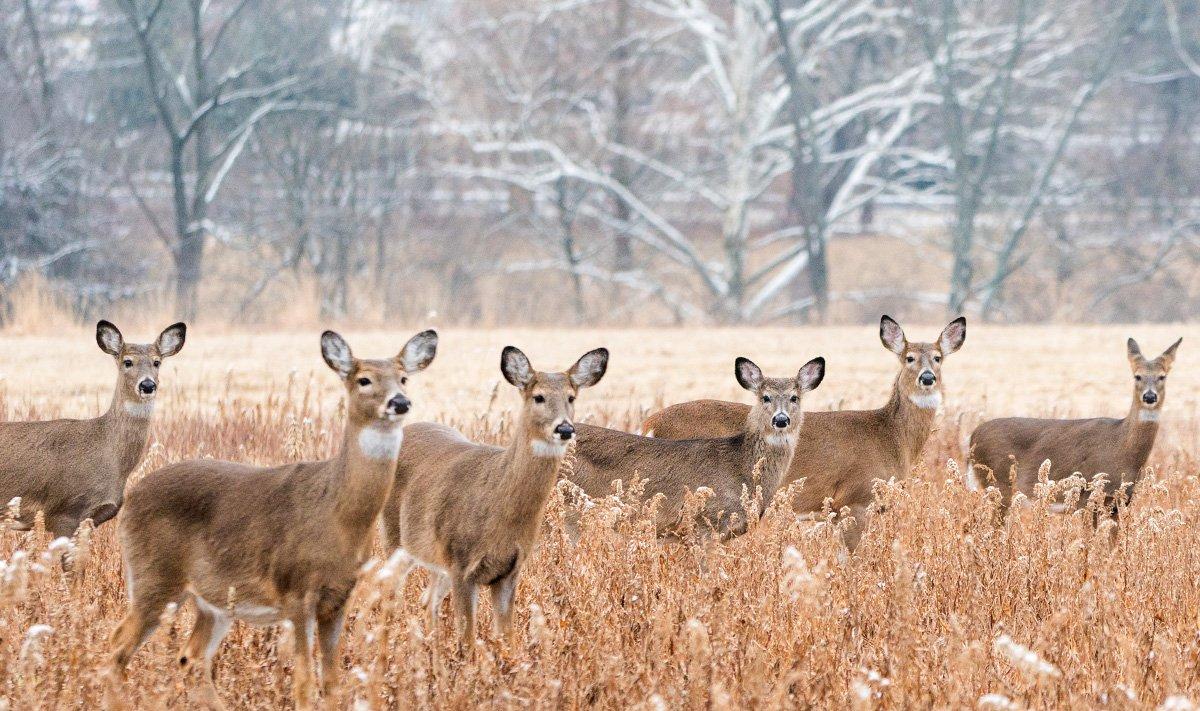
left=1, top=326, right=1198, bottom=708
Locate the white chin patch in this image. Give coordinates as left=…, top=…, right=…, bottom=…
left=123, top=401, right=154, bottom=418
left=909, top=391, right=942, bottom=410
left=530, top=438, right=569, bottom=458
left=1139, top=409, right=1160, bottom=422
left=358, top=426, right=403, bottom=461
left=766, top=431, right=795, bottom=448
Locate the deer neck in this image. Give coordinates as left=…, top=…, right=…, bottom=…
left=882, top=376, right=939, bottom=467
left=741, top=411, right=798, bottom=502
left=100, top=386, right=155, bottom=479
left=493, top=421, right=564, bottom=529
left=330, top=418, right=402, bottom=536
left=1121, top=401, right=1161, bottom=470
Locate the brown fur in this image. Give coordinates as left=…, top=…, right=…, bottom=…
left=109, top=329, right=437, bottom=710
left=567, top=356, right=826, bottom=541
left=382, top=346, right=609, bottom=641
left=0, top=321, right=186, bottom=537
left=968, top=337, right=1181, bottom=513
left=640, top=316, right=965, bottom=549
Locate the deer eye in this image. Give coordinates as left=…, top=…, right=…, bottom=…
left=1134, top=375, right=1143, bottom=381
left=933, top=355, right=942, bottom=363
left=153, top=360, right=161, bottom=368
left=123, top=359, right=133, bottom=368
left=400, top=377, right=408, bottom=385
left=905, top=355, right=915, bottom=363
left=568, top=395, right=575, bottom=403
left=357, top=377, right=372, bottom=387
left=1157, top=375, right=1165, bottom=382
left=790, top=395, right=798, bottom=403
left=533, top=395, right=546, bottom=404
left=762, top=395, right=771, bottom=403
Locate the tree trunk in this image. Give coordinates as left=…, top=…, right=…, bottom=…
left=172, top=233, right=203, bottom=321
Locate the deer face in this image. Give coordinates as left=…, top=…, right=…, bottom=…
left=322, top=330, right=438, bottom=428
left=502, top=346, right=608, bottom=458
left=736, top=356, right=825, bottom=447
left=880, top=315, right=966, bottom=409
left=1128, top=337, right=1181, bottom=417
left=97, top=321, right=186, bottom=414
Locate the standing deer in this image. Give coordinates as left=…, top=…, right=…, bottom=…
left=0, top=321, right=186, bottom=537
left=109, top=329, right=437, bottom=710
left=640, top=316, right=966, bottom=550
left=566, top=355, right=826, bottom=541
left=382, top=346, right=608, bottom=641
left=967, top=337, right=1181, bottom=515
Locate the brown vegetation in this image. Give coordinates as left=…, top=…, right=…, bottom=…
left=1, top=325, right=1199, bottom=708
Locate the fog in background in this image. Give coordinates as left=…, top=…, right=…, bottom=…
left=2, top=0, right=1199, bottom=327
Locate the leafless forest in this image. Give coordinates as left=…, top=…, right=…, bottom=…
left=2, top=0, right=1200, bottom=327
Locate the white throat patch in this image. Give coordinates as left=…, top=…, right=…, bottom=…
left=909, top=391, right=942, bottom=410
left=530, top=438, right=569, bottom=458
left=766, top=431, right=796, bottom=448
left=123, top=401, right=154, bottom=418
left=1139, top=409, right=1161, bottom=422
left=357, top=426, right=403, bottom=461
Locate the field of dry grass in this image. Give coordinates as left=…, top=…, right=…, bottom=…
left=2, top=323, right=1199, bottom=709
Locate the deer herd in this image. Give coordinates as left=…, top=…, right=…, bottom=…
left=0, top=317, right=1184, bottom=708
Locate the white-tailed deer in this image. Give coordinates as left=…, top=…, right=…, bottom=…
left=640, top=316, right=965, bottom=549
left=0, top=321, right=186, bottom=537
left=968, top=337, right=1181, bottom=514
left=109, top=329, right=437, bottom=710
left=566, top=355, right=826, bottom=540
left=382, top=346, right=608, bottom=641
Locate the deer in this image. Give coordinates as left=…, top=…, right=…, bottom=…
left=639, top=316, right=966, bottom=550
left=0, top=320, right=186, bottom=538
left=109, top=329, right=438, bottom=711
left=565, top=355, right=826, bottom=541
left=967, top=337, right=1181, bottom=517
left=381, top=345, right=608, bottom=642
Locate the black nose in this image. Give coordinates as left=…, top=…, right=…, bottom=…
left=554, top=422, right=575, bottom=440
left=1143, top=391, right=1158, bottom=405
left=387, top=395, right=411, bottom=415
left=772, top=413, right=791, bottom=429
left=138, top=380, right=157, bottom=395
left=918, top=371, right=936, bottom=387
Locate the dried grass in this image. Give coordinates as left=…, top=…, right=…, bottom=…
left=1, top=326, right=1198, bottom=708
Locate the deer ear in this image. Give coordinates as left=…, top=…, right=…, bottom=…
left=796, top=357, right=825, bottom=393
left=734, top=357, right=763, bottom=392
left=398, top=329, right=438, bottom=373
left=879, top=315, right=906, bottom=355
left=568, top=348, right=609, bottom=389
left=1127, top=338, right=1144, bottom=364
left=1159, top=337, right=1182, bottom=370
left=96, top=320, right=124, bottom=357
left=155, top=322, right=187, bottom=358
left=939, top=317, right=966, bottom=355
left=321, top=331, right=355, bottom=378
left=501, top=346, right=534, bottom=389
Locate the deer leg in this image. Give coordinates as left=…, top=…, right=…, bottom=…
left=288, top=612, right=316, bottom=711
left=181, top=601, right=233, bottom=711
left=488, top=569, right=520, bottom=640
left=840, top=503, right=871, bottom=553
left=85, top=501, right=121, bottom=528
left=450, top=576, right=478, bottom=649
left=424, top=573, right=452, bottom=627
left=110, top=578, right=186, bottom=680
left=317, top=599, right=348, bottom=700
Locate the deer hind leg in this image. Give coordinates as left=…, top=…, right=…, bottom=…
left=110, top=576, right=187, bottom=679
left=316, top=591, right=351, bottom=701
left=181, top=599, right=233, bottom=711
